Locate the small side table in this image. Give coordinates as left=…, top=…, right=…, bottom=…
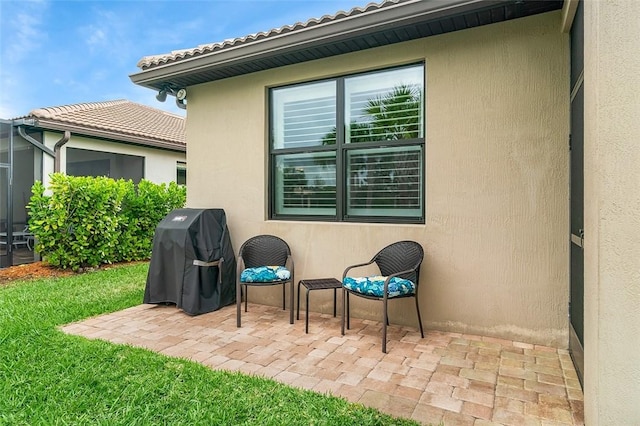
left=297, top=278, right=343, bottom=334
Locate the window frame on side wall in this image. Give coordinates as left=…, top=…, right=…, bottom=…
left=269, top=63, right=425, bottom=224
left=176, top=161, right=186, bottom=185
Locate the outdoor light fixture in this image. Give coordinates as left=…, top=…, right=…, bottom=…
left=175, top=88, right=187, bottom=109
left=156, top=86, right=186, bottom=109
left=156, top=88, right=168, bottom=102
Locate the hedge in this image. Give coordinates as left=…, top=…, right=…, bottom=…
left=27, top=174, right=186, bottom=271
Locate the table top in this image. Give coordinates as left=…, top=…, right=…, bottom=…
left=0, top=231, right=34, bottom=237
left=299, top=278, right=342, bottom=290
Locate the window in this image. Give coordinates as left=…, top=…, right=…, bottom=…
left=177, top=161, right=186, bottom=185
left=270, top=64, right=424, bottom=223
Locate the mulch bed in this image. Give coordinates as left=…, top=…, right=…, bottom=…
left=0, top=261, right=146, bottom=286
left=0, top=262, right=74, bottom=284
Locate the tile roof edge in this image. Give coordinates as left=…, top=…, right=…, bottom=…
left=29, top=99, right=130, bottom=119
left=136, top=0, right=405, bottom=69
left=31, top=118, right=187, bottom=151
left=27, top=99, right=184, bottom=120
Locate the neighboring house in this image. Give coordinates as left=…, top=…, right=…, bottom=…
left=0, top=100, right=186, bottom=267
left=129, top=0, right=639, bottom=422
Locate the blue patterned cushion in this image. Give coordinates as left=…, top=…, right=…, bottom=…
left=343, top=275, right=415, bottom=298
left=240, top=266, right=291, bottom=283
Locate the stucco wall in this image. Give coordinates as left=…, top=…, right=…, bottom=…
left=187, top=12, right=569, bottom=347
left=583, top=0, right=640, bottom=422
left=42, top=132, right=185, bottom=186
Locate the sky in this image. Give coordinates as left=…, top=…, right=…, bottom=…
left=0, top=0, right=370, bottom=119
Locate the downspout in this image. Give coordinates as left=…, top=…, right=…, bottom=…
left=17, top=126, right=55, bottom=157
left=53, top=131, right=71, bottom=172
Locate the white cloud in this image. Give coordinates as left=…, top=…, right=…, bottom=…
left=78, top=8, right=135, bottom=64
left=2, top=1, right=48, bottom=64
left=79, top=10, right=117, bottom=52
left=85, top=27, right=108, bottom=48
left=0, top=0, right=49, bottom=117
left=0, top=104, right=17, bottom=120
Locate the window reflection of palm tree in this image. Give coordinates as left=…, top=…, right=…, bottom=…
left=322, top=84, right=421, bottom=143
left=320, top=84, right=422, bottom=209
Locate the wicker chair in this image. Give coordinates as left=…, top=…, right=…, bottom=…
left=236, top=235, right=294, bottom=327
left=341, top=240, right=424, bottom=353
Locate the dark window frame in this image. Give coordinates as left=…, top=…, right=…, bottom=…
left=176, top=161, right=186, bottom=185
left=269, top=63, right=425, bottom=224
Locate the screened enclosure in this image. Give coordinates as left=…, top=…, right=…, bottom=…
left=66, top=147, right=144, bottom=183
left=0, top=120, right=42, bottom=268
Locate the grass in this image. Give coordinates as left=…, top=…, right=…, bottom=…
left=0, top=263, right=419, bottom=425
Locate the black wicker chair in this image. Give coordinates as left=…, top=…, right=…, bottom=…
left=341, top=240, right=424, bottom=353
left=236, top=235, right=294, bottom=327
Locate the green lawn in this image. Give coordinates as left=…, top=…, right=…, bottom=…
left=0, top=263, right=418, bottom=425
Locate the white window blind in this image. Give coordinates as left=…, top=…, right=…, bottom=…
left=272, top=81, right=336, bottom=149
left=347, top=146, right=422, bottom=217
left=274, top=153, right=336, bottom=215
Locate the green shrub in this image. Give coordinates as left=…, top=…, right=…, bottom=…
left=27, top=174, right=186, bottom=270
left=115, top=179, right=186, bottom=261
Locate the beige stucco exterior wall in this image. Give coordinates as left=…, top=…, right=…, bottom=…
left=42, top=132, right=185, bottom=186
left=186, top=12, right=570, bottom=347
left=583, top=0, right=640, bottom=423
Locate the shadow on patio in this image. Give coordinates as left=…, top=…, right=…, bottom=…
left=61, top=303, right=584, bottom=425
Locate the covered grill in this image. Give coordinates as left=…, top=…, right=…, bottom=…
left=144, top=208, right=235, bottom=315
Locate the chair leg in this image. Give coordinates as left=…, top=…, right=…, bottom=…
left=340, top=288, right=346, bottom=336
left=289, top=280, right=294, bottom=324
left=244, top=285, right=248, bottom=312
left=382, top=298, right=388, bottom=354
left=296, top=281, right=301, bottom=320
left=333, top=288, right=337, bottom=317
left=282, top=284, right=286, bottom=310
left=236, top=280, right=242, bottom=327
left=305, top=287, right=311, bottom=333
left=346, top=292, right=350, bottom=330
left=415, top=296, right=425, bottom=338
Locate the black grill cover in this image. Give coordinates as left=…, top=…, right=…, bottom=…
left=143, top=208, right=236, bottom=315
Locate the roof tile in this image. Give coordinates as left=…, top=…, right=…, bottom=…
left=27, top=100, right=185, bottom=148
left=137, top=0, right=400, bottom=70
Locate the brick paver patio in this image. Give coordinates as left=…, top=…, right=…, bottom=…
left=61, top=303, right=584, bottom=425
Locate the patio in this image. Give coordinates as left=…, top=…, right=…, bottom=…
left=61, top=303, right=584, bottom=425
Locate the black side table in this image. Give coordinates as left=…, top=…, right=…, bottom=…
left=297, top=278, right=343, bottom=334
